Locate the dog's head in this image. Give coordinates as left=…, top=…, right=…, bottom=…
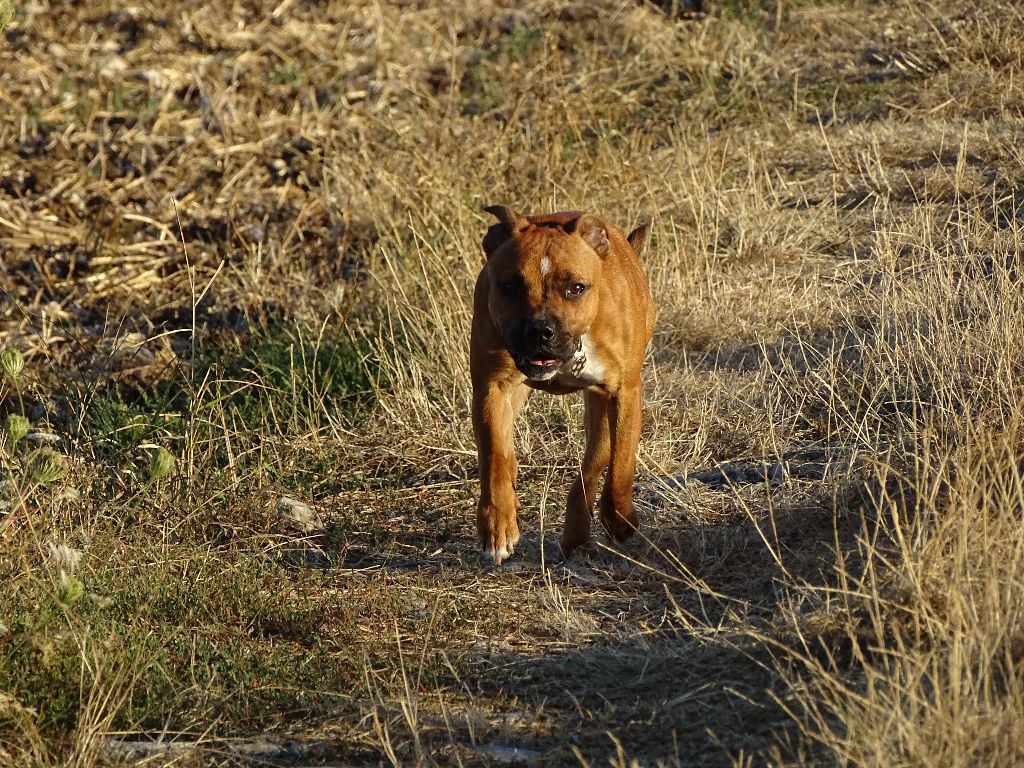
left=481, top=205, right=611, bottom=381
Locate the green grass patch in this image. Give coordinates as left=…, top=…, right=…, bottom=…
left=207, top=320, right=374, bottom=436
left=0, top=547, right=362, bottom=743
left=801, top=74, right=929, bottom=122
left=85, top=388, right=183, bottom=457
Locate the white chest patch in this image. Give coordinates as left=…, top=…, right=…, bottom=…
left=555, top=334, right=606, bottom=388
left=540, top=256, right=551, bottom=277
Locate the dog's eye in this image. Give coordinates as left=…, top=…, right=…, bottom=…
left=500, top=279, right=524, bottom=296
left=565, top=283, right=588, bottom=299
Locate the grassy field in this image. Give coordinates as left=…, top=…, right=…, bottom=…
left=2, top=0, right=1024, bottom=765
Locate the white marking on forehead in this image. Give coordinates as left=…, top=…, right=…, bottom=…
left=540, top=256, right=551, bottom=277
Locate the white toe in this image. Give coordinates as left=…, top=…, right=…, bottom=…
left=486, top=543, right=513, bottom=565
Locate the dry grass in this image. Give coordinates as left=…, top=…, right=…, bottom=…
left=2, top=0, right=1024, bottom=765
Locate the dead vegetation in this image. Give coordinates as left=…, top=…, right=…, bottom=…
left=2, top=0, right=1024, bottom=765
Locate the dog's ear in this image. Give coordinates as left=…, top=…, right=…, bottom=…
left=484, top=205, right=528, bottom=232
left=482, top=205, right=529, bottom=258
left=626, top=221, right=649, bottom=258
left=569, top=214, right=610, bottom=258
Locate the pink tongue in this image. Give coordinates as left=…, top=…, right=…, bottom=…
left=531, top=358, right=557, bottom=366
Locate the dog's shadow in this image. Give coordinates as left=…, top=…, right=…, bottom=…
left=452, top=464, right=888, bottom=766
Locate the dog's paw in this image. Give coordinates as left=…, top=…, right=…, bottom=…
left=479, top=513, right=521, bottom=565
left=559, top=523, right=591, bottom=558
left=485, top=539, right=517, bottom=565
left=599, top=506, right=639, bottom=543
left=484, top=528, right=520, bottom=565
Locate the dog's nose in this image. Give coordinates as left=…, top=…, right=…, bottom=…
left=526, top=317, right=556, bottom=343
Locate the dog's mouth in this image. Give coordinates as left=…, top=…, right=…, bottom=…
left=512, top=341, right=583, bottom=381
left=519, top=355, right=563, bottom=379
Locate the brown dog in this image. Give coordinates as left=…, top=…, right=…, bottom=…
left=470, top=206, right=655, bottom=564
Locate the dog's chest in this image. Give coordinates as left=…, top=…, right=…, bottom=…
left=554, top=336, right=605, bottom=388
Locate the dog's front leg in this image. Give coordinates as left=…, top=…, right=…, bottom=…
left=473, top=380, right=527, bottom=564
left=599, top=382, right=642, bottom=542
left=562, top=390, right=611, bottom=555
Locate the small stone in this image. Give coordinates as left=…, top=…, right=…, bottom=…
left=476, top=744, right=542, bottom=763
left=274, top=496, right=324, bottom=534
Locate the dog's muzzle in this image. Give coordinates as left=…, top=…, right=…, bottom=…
left=507, top=316, right=581, bottom=380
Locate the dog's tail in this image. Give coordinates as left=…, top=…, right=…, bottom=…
left=627, top=220, right=650, bottom=258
